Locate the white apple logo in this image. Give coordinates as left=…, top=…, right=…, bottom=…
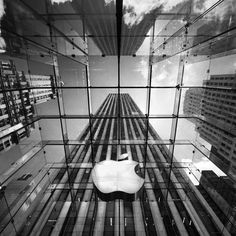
left=91, top=153, right=144, bottom=194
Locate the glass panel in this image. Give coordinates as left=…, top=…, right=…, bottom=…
left=150, top=88, right=175, bottom=115
left=0, top=188, right=15, bottom=234
left=57, top=56, right=86, bottom=87
left=0, top=220, right=16, bottom=236
left=152, top=55, right=180, bottom=86
left=183, top=59, right=210, bottom=86
left=0, top=1, right=236, bottom=236
left=61, top=88, right=89, bottom=115
left=121, top=56, right=148, bottom=86
left=91, top=88, right=117, bottom=113
left=121, top=89, right=146, bottom=115
left=8, top=169, right=52, bottom=234
left=149, top=118, right=172, bottom=141
left=66, top=119, right=88, bottom=141
left=44, top=145, right=65, bottom=163
left=38, top=118, right=63, bottom=141
left=90, top=56, right=118, bottom=87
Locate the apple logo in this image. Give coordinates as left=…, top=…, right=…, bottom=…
left=91, top=153, right=144, bottom=194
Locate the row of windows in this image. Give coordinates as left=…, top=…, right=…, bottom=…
left=204, top=90, right=236, bottom=98
left=30, top=77, right=51, bottom=81
left=33, top=90, right=52, bottom=95
left=205, top=82, right=236, bottom=87
left=203, top=103, right=236, bottom=115
left=221, top=142, right=232, bottom=151
left=0, top=137, right=12, bottom=151
left=203, top=96, right=236, bottom=106
left=35, top=95, right=50, bottom=101
left=211, top=76, right=235, bottom=81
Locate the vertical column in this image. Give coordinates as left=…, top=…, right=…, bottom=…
left=144, top=22, right=156, bottom=173
left=106, top=95, right=117, bottom=160
left=122, top=96, right=146, bottom=235
left=92, top=96, right=115, bottom=236
left=122, top=95, right=167, bottom=236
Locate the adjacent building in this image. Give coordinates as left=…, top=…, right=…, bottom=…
left=183, top=87, right=203, bottom=122
left=0, top=60, right=56, bottom=152
left=198, top=170, right=236, bottom=231
left=183, top=74, right=236, bottom=180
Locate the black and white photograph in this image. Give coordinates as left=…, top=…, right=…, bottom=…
left=0, top=0, right=236, bottom=235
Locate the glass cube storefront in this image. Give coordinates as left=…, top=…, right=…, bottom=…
left=0, top=0, right=236, bottom=235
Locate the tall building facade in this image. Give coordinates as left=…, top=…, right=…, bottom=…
left=183, top=74, right=236, bottom=179
left=183, top=87, right=203, bottom=123
left=0, top=60, right=56, bottom=152
left=71, top=0, right=156, bottom=55
left=1, top=93, right=235, bottom=235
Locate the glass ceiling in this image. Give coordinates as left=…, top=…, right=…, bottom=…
left=0, top=0, right=236, bottom=235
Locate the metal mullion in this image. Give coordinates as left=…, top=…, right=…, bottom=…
left=46, top=5, right=75, bottom=201
left=106, top=95, right=117, bottom=160
left=2, top=85, right=235, bottom=92
left=119, top=94, right=125, bottom=141
left=116, top=0, right=123, bottom=149
left=85, top=65, right=94, bottom=165
left=35, top=114, right=222, bottom=121
left=82, top=11, right=95, bottom=167
left=120, top=95, right=131, bottom=157
left=43, top=140, right=191, bottom=146
left=80, top=0, right=110, bottom=165
left=143, top=23, right=156, bottom=177
left=120, top=95, right=132, bottom=156
left=40, top=12, right=193, bottom=18
left=165, top=55, right=186, bottom=202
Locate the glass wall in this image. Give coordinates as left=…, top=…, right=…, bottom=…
left=0, top=0, right=235, bottom=235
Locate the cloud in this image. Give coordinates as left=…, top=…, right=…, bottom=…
left=0, top=0, right=5, bottom=53
left=134, top=58, right=148, bottom=78
left=193, top=0, right=218, bottom=13
left=0, top=0, right=4, bottom=19
left=0, top=36, right=6, bottom=53
left=136, top=56, right=177, bottom=85
left=104, top=0, right=114, bottom=4
left=181, top=158, right=192, bottom=163
left=123, top=0, right=187, bottom=26
left=152, top=59, right=177, bottom=85
left=50, top=0, right=72, bottom=4
left=105, top=0, right=187, bottom=26
left=193, top=0, right=234, bottom=22
left=91, top=68, right=104, bottom=71
left=105, top=0, right=234, bottom=26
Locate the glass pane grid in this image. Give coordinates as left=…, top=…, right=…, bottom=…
left=0, top=0, right=236, bottom=235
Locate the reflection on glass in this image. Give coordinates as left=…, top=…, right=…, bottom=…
left=0, top=0, right=236, bottom=235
